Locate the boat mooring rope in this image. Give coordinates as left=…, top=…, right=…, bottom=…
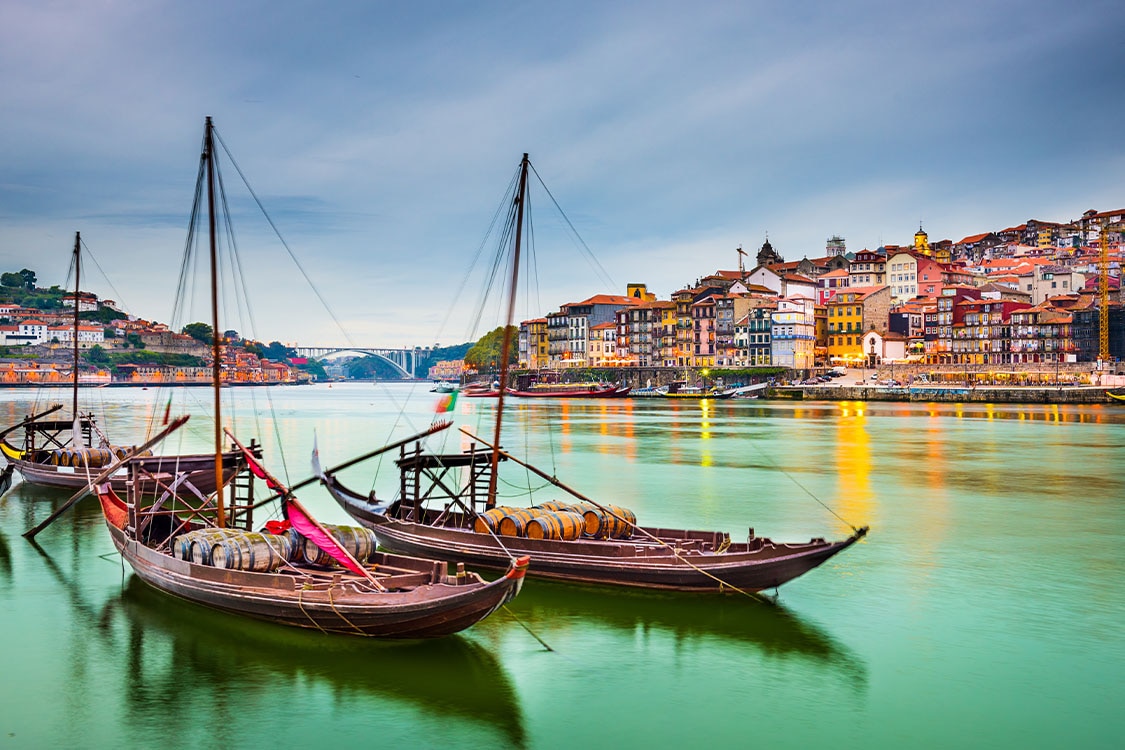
left=502, top=604, right=554, bottom=652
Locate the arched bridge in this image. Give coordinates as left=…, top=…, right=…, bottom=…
left=293, top=346, right=419, bottom=378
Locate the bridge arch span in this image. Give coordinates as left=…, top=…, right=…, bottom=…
left=294, top=346, right=417, bottom=378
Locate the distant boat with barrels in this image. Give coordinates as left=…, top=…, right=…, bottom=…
left=0, top=232, right=242, bottom=497
left=320, top=153, right=868, bottom=593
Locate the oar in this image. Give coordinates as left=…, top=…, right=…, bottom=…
left=23, top=416, right=191, bottom=540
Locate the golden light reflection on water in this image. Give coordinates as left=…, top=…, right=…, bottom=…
left=834, top=403, right=872, bottom=531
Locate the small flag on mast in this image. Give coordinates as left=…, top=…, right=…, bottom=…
left=434, top=391, right=458, bottom=413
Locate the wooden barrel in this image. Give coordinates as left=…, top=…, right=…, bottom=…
left=498, top=508, right=546, bottom=537
left=473, top=506, right=511, bottom=534
left=176, top=528, right=240, bottom=564
left=583, top=504, right=637, bottom=539
left=212, top=532, right=292, bottom=572
left=537, top=500, right=571, bottom=512
left=300, top=523, right=378, bottom=566
left=526, top=510, right=585, bottom=540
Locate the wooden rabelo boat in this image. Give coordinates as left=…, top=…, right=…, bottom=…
left=87, top=118, right=527, bottom=637
left=322, top=154, right=868, bottom=593
left=1106, top=390, right=1125, bottom=402
left=507, top=383, right=629, bottom=398
left=0, top=233, right=241, bottom=496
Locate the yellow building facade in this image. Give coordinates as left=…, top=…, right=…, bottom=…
left=826, top=292, right=866, bottom=364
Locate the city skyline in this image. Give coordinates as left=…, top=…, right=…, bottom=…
left=2, top=0, right=1122, bottom=347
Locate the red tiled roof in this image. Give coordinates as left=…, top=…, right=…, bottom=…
left=572, top=294, right=642, bottom=307
left=958, top=233, right=991, bottom=244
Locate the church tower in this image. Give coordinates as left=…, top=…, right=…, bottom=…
left=914, top=224, right=931, bottom=257
left=756, top=236, right=783, bottom=267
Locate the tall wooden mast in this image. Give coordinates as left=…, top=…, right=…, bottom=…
left=204, top=117, right=225, bottom=526
left=71, top=232, right=81, bottom=427
left=486, top=153, right=529, bottom=508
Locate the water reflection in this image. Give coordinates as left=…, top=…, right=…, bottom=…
left=513, top=579, right=867, bottom=689
left=0, top=529, right=11, bottom=584
left=8, top=479, right=528, bottom=747
left=114, top=580, right=527, bottom=746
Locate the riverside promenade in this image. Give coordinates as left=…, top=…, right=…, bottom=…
left=771, top=384, right=1116, bottom=403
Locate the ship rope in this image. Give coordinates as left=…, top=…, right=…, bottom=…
left=744, top=439, right=860, bottom=532
left=326, top=584, right=367, bottom=636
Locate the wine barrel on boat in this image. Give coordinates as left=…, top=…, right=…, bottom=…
left=174, top=528, right=242, bottom=564
left=498, top=508, right=548, bottom=537
left=212, top=532, right=293, bottom=572
left=583, top=504, right=637, bottom=539
left=537, top=500, right=573, bottom=512
left=74, top=447, right=113, bottom=468
left=473, top=506, right=512, bottom=534
left=300, top=523, right=378, bottom=566
left=525, top=510, right=585, bottom=540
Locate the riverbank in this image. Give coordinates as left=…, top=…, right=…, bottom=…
left=770, top=384, right=1117, bottom=403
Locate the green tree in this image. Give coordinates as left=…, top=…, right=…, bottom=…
left=182, top=322, right=213, bottom=344
left=464, top=326, right=518, bottom=370
left=126, top=333, right=144, bottom=349
left=1, top=272, right=23, bottom=288
left=296, top=360, right=327, bottom=380
left=103, top=327, right=116, bottom=339
left=81, top=307, right=121, bottom=324
left=18, top=269, right=36, bottom=290
left=86, top=345, right=110, bottom=364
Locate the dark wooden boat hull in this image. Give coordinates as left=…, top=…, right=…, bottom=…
left=507, top=386, right=630, bottom=398
left=4, top=449, right=241, bottom=495
left=102, top=516, right=526, bottom=638
left=330, top=491, right=864, bottom=592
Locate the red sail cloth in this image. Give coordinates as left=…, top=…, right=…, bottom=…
left=285, top=499, right=368, bottom=578
left=240, top=446, right=284, bottom=492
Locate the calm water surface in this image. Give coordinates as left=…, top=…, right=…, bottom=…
left=1, top=383, right=1122, bottom=749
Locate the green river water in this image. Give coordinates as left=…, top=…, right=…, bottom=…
left=0, top=383, right=1122, bottom=749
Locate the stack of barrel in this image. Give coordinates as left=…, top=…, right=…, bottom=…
left=473, top=501, right=636, bottom=541
left=173, top=523, right=379, bottom=572
left=49, top=446, right=148, bottom=467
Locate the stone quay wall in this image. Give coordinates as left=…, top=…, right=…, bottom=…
left=771, top=386, right=1112, bottom=403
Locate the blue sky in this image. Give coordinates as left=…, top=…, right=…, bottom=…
left=1, top=1, right=1122, bottom=348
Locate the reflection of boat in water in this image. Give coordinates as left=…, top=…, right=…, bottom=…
left=115, top=576, right=527, bottom=746
left=513, top=579, right=865, bottom=682
left=0, top=529, right=11, bottom=585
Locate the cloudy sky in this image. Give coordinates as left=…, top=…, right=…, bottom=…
left=1, top=1, right=1122, bottom=348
